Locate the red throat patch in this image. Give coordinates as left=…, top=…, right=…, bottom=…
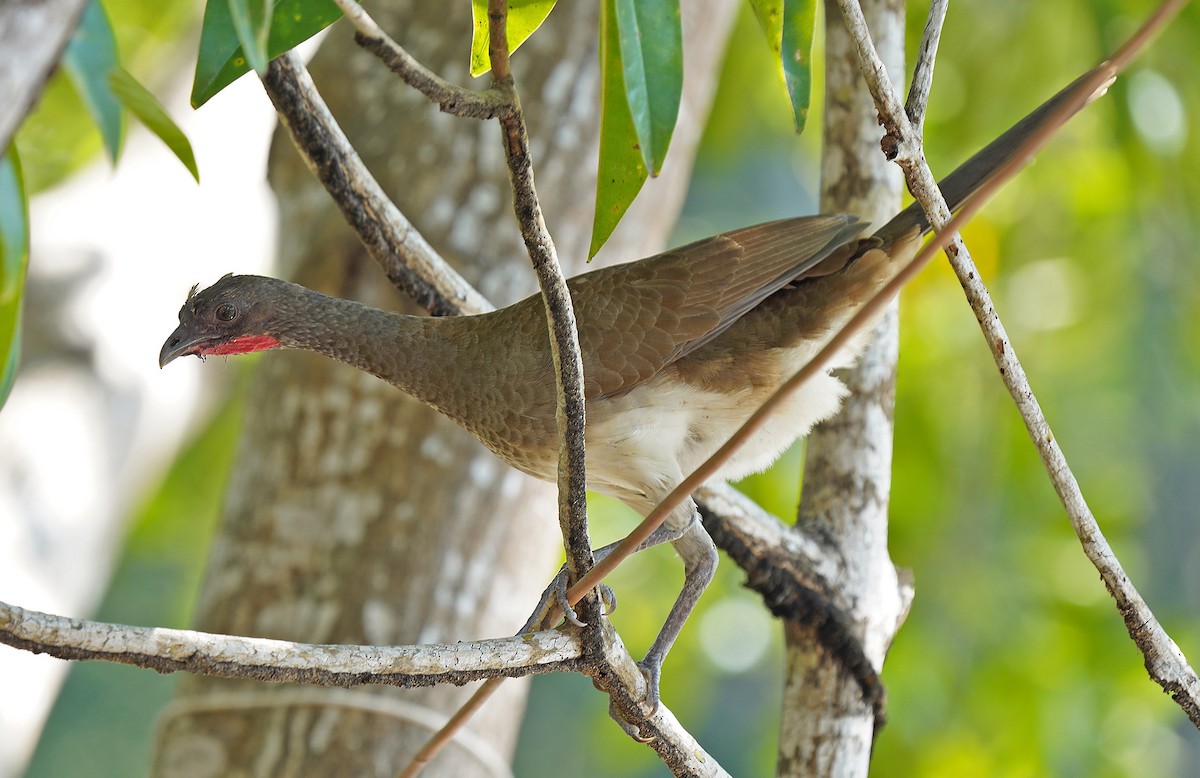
left=201, top=334, right=281, bottom=356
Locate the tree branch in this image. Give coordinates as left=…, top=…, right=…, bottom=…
left=0, top=600, right=581, bottom=684
left=0, top=595, right=728, bottom=778
left=261, top=52, right=491, bottom=316
left=835, top=0, right=1200, bottom=728
left=904, top=0, right=947, bottom=134
left=482, top=0, right=595, bottom=631
left=780, top=1, right=909, bottom=764
left=0, top=0, right=91, bottom=153
left=697, top=483, right=887, bottom=722
left=330, top=0, right=510, bottom=119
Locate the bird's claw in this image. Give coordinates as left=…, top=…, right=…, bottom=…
left=555, top=580, right=587, bottom=627
left=609, top=699, right=656, bottom=742
left=607, top=660, right=662, bottom=742
left=598, top=582, right=617, bottom=615
left=637, top=658, right=662, bottom=715
left=546, top=568, right=618, bottom=627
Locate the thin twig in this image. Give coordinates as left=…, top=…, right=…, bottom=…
left=262, top=52, right=491, bottom=316
left=905, top=0, right=948, bottom=134
left=330, top=0, right=510, bottom=119
left=836, top=0, right=1200, bottom=727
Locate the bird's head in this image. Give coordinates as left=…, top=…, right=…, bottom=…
left=159, top=274, right=288, bottom=368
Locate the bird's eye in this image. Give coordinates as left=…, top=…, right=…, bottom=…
left=215, top=303, right=238, bottom=322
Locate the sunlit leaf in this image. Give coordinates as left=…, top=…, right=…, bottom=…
left=192, top=0, right=342, bottom=108
left=0, top=149, right=29, bottom=409
left=750, top=0, right=816, bottom=132
left=469, top=0, right=558, bottom=77
left=62, top=0, right=124, bottom=162
left=613, top=0, right=681, bottom=175
left=109, top=68, right=200, bottom=183
left=227, top=0, right=272, bottom=76
left=589, top=0, right=647, bottom=259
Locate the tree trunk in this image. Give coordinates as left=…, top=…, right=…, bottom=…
left=151, top=3, right=736, bottom=776
left=778, top=1, right=912, bottom=776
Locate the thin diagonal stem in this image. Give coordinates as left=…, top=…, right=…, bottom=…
left=836, top=0, right=1200, bottom=727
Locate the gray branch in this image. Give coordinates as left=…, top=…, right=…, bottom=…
left=262, top=52, right=491, bottom=316
left=330, top=0, right=510, bottom=119
left=905, top=0, right=947, bottom=134
left=835, top=0, right=1200, bottom=730
left=0, top=0, right=90, bottom=152
left=0, top=599, right=581, bottom=684
left=483, top=1, right=594, bottom=616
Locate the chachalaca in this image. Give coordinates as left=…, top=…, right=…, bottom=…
left=160, top=77, right=1087, bottom=719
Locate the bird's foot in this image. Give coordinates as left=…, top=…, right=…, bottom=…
left=606, top=659, right=662, bottom=742
left=638, top=658, right=662, bottom=713
left=538, top=567, right=617, bottom=628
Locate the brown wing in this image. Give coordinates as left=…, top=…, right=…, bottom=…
left=570, top=214, right=871, bottom=399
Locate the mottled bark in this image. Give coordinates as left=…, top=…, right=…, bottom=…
left=151, top=2, right=735, bottom=776
left=0, top=0, right=90, bottom=151
left=777, top=1, right=912, bottom=776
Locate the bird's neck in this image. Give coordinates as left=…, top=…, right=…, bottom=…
left=278, top=288, right=472, bottom=419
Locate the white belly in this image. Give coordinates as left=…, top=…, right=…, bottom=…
left=583, top=336, right=864, bottom=514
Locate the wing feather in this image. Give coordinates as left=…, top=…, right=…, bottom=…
left=570, top=215, right=870, bottom=398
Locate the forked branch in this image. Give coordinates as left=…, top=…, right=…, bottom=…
left=835, top=0, right=1200, bottom=728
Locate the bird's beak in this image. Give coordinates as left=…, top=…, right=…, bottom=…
left=159, top=323, right=204, bottom=368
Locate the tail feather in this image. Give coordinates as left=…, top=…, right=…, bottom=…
left=874, top=72, right=1112, bottom=245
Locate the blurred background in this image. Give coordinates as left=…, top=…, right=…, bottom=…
left=4, top=0, right=1199, bottom=776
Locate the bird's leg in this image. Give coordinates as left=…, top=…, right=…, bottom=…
left=533, top=519, right=695, bottom=629
left=603, top=499, right=717, bottom=741
left=634, top=499, right=718, bottom=715
left=531, top=496, right=718, bottom=739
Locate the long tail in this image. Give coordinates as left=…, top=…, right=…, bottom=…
left=874, top=72, right=1109, bottom=245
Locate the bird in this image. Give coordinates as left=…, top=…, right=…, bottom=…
left=160, top=76, right=1091, bottom=722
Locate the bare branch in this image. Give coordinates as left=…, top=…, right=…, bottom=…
left=780, top=3, right=909, bottom=760
left=483, top=0, right=595, bottom=619
left=0, top=0, right=90, bottom=152
left=905, top=0, right=948, bottom=134
left=697, top=483, right=841, bottom=586
left=835, top=0, right=1200, bottom=728
left=261, top=52, right=492, bottom=316
left=393, top=5, right=599, bottom=773
left=330, top=0, right=510, bottom=119
left=0, top=600, right=581, bottom=685
left=697, top=483, right=888, bottom=721
left=588, top=621, right=732, bottom=778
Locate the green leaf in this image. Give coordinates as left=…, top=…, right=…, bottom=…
left=0, top=148, right=29, bottom=409
left=781, top=0, right=816, bottom=133
left=468, top=0, right=558, bottom=77
left=109, top=68, right=201, bottom=183
left=613, top=0, right=682, bottom=176
left=192, top=0, right=342, bottom=108
left=227, top=0, right=272, bottom=76
left=750, top=0, right=817, bottom=133
left=589, top=0, right=647, bottom=259
left=62, top=0, right=124, bottom=162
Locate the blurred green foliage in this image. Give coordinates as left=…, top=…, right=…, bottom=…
left=23, top=1, right=1200, bottom=776
left=15, top=0, right=196, bottom=192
